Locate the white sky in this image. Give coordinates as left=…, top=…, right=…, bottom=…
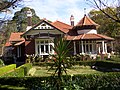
left=1, top=0, right=116, bottom=25
left=21, top=0, right=93, bottom=25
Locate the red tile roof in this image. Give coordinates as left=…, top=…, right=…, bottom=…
left=9, top=32, right=24, bottom=42
left=5, top=32, right=25, bottom=47
left=76, top=14, right=99, bottom=26
left=5, top=41, right=11, bottom=47
left=22, top=19, right=71, bottom=36
left=52, top=20, right=72, bottom=33
left=66, top=34, right=114, bottom=40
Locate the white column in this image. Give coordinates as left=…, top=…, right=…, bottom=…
left=81, top=41, right=84, bottom=54
left=98, top=44, right=101, bottom=54
left=85, top=41, right=86, bottom=53
left=48, top=44, right=50, bottom=54
left=73, top=41, right=76, bottom=55
left=102, top=41, right=105, bottom=54
left=105, top=43, right=107, bottom=54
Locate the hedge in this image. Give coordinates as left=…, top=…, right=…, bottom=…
left=18, top=63, right=32, bottom=76
left=34, top=60, right=120, bottom=68
left=0, top=72, right=120, bottom=90
left=0, top=64, right=16, bottom=76
left=1, top=63, right=32, bottom=77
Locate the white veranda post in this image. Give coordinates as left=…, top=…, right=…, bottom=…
left=73, top=41, right=76, bottom=55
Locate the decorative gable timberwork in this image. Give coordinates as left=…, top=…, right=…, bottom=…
left=34, top=22, right=54, bottom=30
left=22, top=20, right=64, bottom=38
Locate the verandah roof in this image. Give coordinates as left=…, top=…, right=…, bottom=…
left=65, top=33, right=114, bottom=41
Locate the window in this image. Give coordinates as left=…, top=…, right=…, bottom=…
left=36, top=39, right=54, bottom=55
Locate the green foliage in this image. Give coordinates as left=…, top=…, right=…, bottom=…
left=0, top=64, right=16, bottom=76
left=0, top=73, right=120, bottom=90
left=19, top=63, right=32, bottom=76
left=88, top=8, right=120, bottom=37
left=12, top=7, right=40, bottom=32
left=94, top=60, right=120, bottom=69
left=2, top=66, right=24, bottom=77
left=1, top=63, right=32, bottom=77
left=0, top=59, right=4, bottom=67
left=49, top=38, right=72, bottom=90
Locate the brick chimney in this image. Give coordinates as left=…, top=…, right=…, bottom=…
left=70, top=15, right=74, bottom=26
left=26, top=9, right=32, bottom=31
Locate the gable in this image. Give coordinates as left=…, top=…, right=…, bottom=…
left=34, top=22, right=54, bottom=30
left=22, top=20, right=65, bottom=37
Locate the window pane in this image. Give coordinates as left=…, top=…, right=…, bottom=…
left=45, top=45, right=48, bottom=53
left=86, top=44, right=88, bottom=52
left=50, top=45, right=53, bottom=53
left=41, top=45, right=44, bottom=53
left=90, top=44, right=92, bottom=52
left=37, top=45, right=39, bottom=54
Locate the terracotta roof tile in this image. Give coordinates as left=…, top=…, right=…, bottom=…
left=52, top=20, right=72, bottom=33
left=66, top=34, right=114, bottom=40
left=5, top=41, right=11, bottom=47
left=9, top=32, right=25, bottom=42
left=5, top=32, right=25, bottom=47
left=76, top=14, right=99, bottom=26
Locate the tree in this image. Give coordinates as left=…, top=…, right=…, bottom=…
left=0, top=7, right=40, bottom=44
left=88, top=8, right=120, bottom=37
left=0, top=0, right=21, bottom=12
left=12, top=7, right=40, bottom=32
left=0, top=0, right=22, bottom=24
left=49, top=38, right=72, bottom=90
left=87, top=0, right=120, bottom=23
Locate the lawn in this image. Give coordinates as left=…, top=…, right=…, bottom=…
left=32, top=65, right=102, bottom=77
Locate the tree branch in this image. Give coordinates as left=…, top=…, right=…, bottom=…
left=0, top=0, right=21, bottom=11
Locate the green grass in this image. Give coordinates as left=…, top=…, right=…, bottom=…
left=33, top=65, right=102, bottom=77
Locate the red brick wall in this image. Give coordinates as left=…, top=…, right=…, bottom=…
left=25, top=39, right=35, bottom=55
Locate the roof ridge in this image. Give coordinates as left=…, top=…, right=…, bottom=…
left=53, top=20, right=72, bottom=27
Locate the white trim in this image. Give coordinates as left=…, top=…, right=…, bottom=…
left=35, top=39, right=54, bottom=56
left=102, top=41, right=105, bottom=54
left=105, top=43, right=107, bottom=53
left=81, top=41, right=84, bottom=54
left=73, top=41, right=76, bottom=55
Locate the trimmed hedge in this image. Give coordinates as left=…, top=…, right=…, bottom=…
left=34, top=60, right=120, bottom=68
left=0, top=72, right=120, bottom=90
left=18, top=63, right=32, bottom=76
left=1, top=63, right=32, bottom=77
left=0, top=64, right=16, bottom=76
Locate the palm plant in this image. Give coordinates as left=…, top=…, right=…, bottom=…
left=49, top=37, right=72, bottom=90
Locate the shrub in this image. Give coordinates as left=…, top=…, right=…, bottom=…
left=1, top=67, right=24, bottom=77
left=0, top=72, right=120, bottom=89
left=0, top=64, right=16, bottom=76
left=1, top=63, right=32, bottom=77
left=15, top=63, right=32, bottom=76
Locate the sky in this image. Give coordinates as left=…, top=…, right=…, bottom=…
left=0, top=0, right=94, bottom=25
left=19, top=0, right=93, bottom=25
left=1, top=0, right=118, bottom=25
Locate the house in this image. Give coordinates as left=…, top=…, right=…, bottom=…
left=4, top=13, right=114, bottom=63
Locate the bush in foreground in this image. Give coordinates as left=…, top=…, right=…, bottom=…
left=0, top=72, right=120, bottom=90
